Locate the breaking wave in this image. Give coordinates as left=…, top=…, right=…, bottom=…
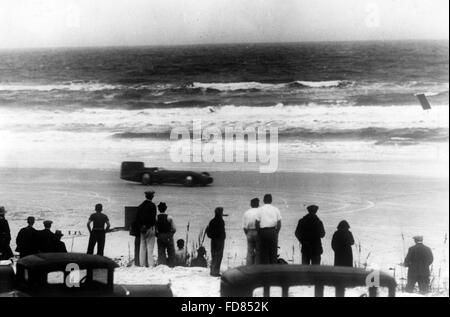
left=0, top=81, right=119, bottom=92
left=111, top=127, right=449, bottom=143
left=188, top=80, right=355, bottom=91
left=0, top=79, right=354, bottom=93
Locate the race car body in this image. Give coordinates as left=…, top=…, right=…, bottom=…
left=120, top=161, right=213, bottom=186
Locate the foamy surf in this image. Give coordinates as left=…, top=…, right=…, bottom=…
left=0, top=103, right=448, bottom=145
left=190, top=80, right=354, bottom=91
left=0, top=80, right=352, bottom=93
left=0, top=80, right=444, bottom=94
left=0, top=81, right=119, bottom=92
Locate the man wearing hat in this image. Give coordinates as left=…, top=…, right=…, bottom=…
left=155, top=202, right=176, bottom=267
left=404, top=235, right=434, bottom=294
left=37, top=220, right=58, bottom=253
left=16, top=216, right=39, bottom=258
left=136, top=191, right=157, bottom=267
left=295, top=204, right=325, bottom=265
left=206, top=207, right=227, bottom=276
left=54, top=230, right=67, bottom=253
left=0, top=206, right=13, bottom=260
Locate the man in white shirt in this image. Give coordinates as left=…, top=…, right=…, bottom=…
left=255, top=194, right=282, bottom=264
left=242, top=198, right=260, bottom=265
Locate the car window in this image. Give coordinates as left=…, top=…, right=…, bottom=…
left=47, top=271, right=64, bottom=284
left=47, top=269, right=87, bottom=285
left=92, top=268, right=109, bottom=285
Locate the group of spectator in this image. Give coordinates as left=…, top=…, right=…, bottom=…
left=131, top=191, right=178, bottom=267
left=130, top=191, right=212, bottom=269
left=0, top=190, right=435, bottom=294
left=241, top=195, right=336, bottom=267
left=203, top=193, right=354, bottom=277
left=0, top=207, right=66, bottom=260
left=238, top=194, right=434, bottom=294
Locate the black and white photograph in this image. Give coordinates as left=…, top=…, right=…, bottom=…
left=0, top=0, right=448, bottom=300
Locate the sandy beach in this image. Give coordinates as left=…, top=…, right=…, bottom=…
left=1, top=167, right=448, bottom=296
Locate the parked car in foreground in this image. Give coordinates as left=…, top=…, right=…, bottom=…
left=0, top=253, right=172, bottom=297
left=120, top=161, right=213, bottom=186
left=220, top=264, right=397, bottom=297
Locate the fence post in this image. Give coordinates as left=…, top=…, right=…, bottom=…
left=282, top=286, right=289, bottom=297
left=388, top=286, right=396, bottom=297
left=315, top=284, right=324, bottom=297
left=335, top=285, right=346, bottom=297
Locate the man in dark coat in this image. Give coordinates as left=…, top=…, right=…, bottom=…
left=136, top=191, right=157, bottom=267
left=37, top=220, right=57, bottom=253
left=404, top=236, right=434, bottom=294
left=156, top=202, right=176, bottom=267
left=295, top=205, right=325, bottom=265
left=16, top=216, right=39, bottom=258
left=54, top=230, right=68, bottom=253
left=87, top=203, right=110, bottom=256
left=331, top=220, right=354, bottom=267
left=0, top=206, right=13, bottom=260
left=206, top=207, right=227, bottom=277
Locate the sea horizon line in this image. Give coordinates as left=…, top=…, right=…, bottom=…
left=0, top=38, right=448, bottom=52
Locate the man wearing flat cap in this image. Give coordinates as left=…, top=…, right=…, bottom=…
left=295, top=204, right=325, bottom=265
left=0, top=206, right=13, bottom=260
left=37, top=220, right=58, bottom=253
left=206, top=207, right=227, bottom=276
left=136, top=191, right=157, bottom=267
left=155, top=202, right=176, bottom=267
left=16, top=216, right=39, bottom=258
left=404, top=235, right=434, bottom=294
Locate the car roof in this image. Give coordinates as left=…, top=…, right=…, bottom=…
left=17, top=253, right=119, bottom=271
left=221, top=264, right=397, bottom=289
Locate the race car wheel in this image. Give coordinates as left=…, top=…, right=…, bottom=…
left=184, top=175, right=194, bottom=187
left=141, top=173, right=152, bottom=185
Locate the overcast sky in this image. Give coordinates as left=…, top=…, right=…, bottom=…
left=0, top=0, right=448, bottom=48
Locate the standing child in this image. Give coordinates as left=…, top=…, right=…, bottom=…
left=174, top=239, right=189, bottom=266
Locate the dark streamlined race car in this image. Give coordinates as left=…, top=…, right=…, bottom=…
left=120, top=161, right=213, bottom=186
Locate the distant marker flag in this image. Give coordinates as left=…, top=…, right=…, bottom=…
left=416, top=93, right=432, bottom=110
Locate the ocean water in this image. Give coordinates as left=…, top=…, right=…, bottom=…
left=0, top=41, right=448, bottom=175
